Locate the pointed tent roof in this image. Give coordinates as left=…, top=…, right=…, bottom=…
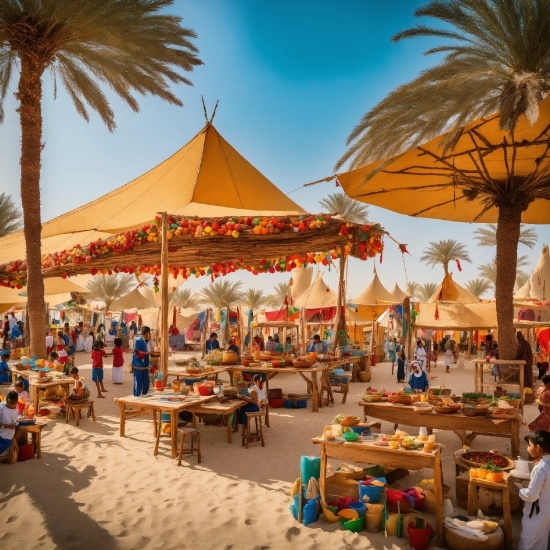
left=389, top=283, right=408, bottom=302
left=40, top=123, right=305, bottom=239
left=294, top=273, right=337, bottom=309
left=529, top=245, right=550, bottom=300
left=427, top=273, right=478, bottom=303
left=111, top=286, right=157, bottom=311
left=352, top=272, right=395, bottom=305
left=290, top=266, right=313, bottom=301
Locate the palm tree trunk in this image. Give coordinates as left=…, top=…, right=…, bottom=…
left=495, top=203, right=521, bottom=359
left=17, top=56, right=46, bottom=358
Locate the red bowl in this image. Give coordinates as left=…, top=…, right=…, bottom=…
left=268, top=398, right=284, bottom=408
left=197, top=385, right=212, bottom=396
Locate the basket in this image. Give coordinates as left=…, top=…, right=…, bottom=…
left=362, top=394, right=381, bottom=403
left=462, top=406, right=478, bottom=417
left=433, top=405, right=459, bottom=414
left=358, top=371, right=371, bottom=383
left=389, top=394, right=414, bottom=405
left=174, top=360, right=189, bottom=367
left=292, top=359, right=315, bottom=368
left=223, top=387, right=238, bottom=398
left=288, top=393, right=310, bottom=400
left=459, top=451, right=515, bottom=471
left=489, top=409, right=520, bottom=420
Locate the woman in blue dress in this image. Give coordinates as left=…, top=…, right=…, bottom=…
left=132, top=326, right=153, bottom=396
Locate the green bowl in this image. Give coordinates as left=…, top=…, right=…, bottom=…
left=342, top=431, right=359, bottom=442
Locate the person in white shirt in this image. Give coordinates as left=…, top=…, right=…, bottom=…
left=45, top=332, right=54, bottom=353
left=8, top=312, right=17, bottom=331
left=238, top=374, right=265, bottom=426
left=312, top=334, right=325, bottom=354
left=0, top=391, right=19, bottom=457
left=415, top=340, right=427, bottom=372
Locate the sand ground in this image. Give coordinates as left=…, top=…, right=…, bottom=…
left=0, top=353, right=537, bottom=550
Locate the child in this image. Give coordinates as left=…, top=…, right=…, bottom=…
left=529, top=375, right=550, bottom=432
left=46, top=351, right=63, bottom=372
left=0, top=391, right=18, bottom=457
left=111, top=337, right=124, bottom=384
left=408, top=360, right=429, bottom=392
left=14, top=379, right=30, bottom=414
left=0, top=351, right=10, bottom=384
left=56, top=330, right=69, bottom=370
left=67, top=366, right=90, bottom=401
left=91, top=342, right=109, bottom=398
left=396, top=348, right=406, bottom=383
left=516, top=430, right=550, bottom=550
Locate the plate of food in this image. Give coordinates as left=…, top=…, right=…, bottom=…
left=459, top=451, right=514, bottom=471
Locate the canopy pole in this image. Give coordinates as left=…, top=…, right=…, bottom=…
left=403, top=297, right=411, bottom=363
left=334, top=253, right=347, bottom=349
left=160, top=212, right=169, bottom=382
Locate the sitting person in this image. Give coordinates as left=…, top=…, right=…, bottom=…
left=285, top=336, right=297, bottom=356
left=0, top=351, right=10, bottom=384
left=205, top=332, right=220, bottom=353
left=227, top=338, right=239, bottom=357
left=67, top=367, right=90, bottom=401
left=265, top=336, right=277, bottom=352
left=46, top=351, right=63, bottom=372
left=309, top=334, right=325, bottom=354
left=15, top=375, right=29, bottom=392
left=0, top=391, right=19, bottom=459
left=14, top=379, right=30, bottom=414
left=530, top=375, right=550, bottom=432
left=252, top=334, right=264, bottom=351
left=238, top=374, right=266, bottom=427
left=408, top=361, right=429, bottom=392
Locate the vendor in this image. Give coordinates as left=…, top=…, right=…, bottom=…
left=238, top=374, right=266, bottom=426
left=252, top=334, right=264, bottom=351
left=206, top=332, right=220, bottom=353
left=228, top=338, right=240, bottom=357
left=0, top=351, right=10, bottom=384
left=308, top=334, right=325, bottom=354
left=517, top=331, right=534, bottom=395
left=265, top=336, right=277, bottom=352
left=169, top=325, right=179, bottom=336
left=408, top=361, right=429, bottom=392
left=285, top=336, right=297, bottom=356
left=132, top=326, right=153, bottom=397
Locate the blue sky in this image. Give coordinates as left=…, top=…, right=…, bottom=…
left=0, top=1, right=547, bottom=299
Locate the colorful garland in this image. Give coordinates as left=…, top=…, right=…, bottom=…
left=0, top=215, right=385, bottom=288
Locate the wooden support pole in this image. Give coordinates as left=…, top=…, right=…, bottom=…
left=333, top=253, right=347, bottom=349
left=160, top=212, right=169, bottom=382
left=402, top=297, right=411, bottom=362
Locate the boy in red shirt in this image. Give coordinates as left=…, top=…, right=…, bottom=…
left=111, top=337, right=125, bottom=384
left=91, top=342, right=110, bottom=398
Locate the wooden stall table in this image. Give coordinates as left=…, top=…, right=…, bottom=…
left=185, top=398, right=246, bottom=443
left=313, top=438, right=444, bottom=547
left=473, top=359, right=525, bottom=414
left=227, top=364, right=330, bottom=413
left=358, top=401, right=521, bottom=456
left=166, top=366, right=227, bottom=383
left=114, top=392, right=215, bottom=458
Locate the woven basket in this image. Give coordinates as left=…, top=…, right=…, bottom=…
left=362, top=393, right=381, bottom=403
left=267, top=388, right=283, bottom=399
left=389, top=394, right=413, bottom=405
left=462, top=407, right=478, bottom=417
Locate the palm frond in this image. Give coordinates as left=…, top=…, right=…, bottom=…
left=200, top=280, right=243, bottom=310
left=0, top=192, right=22, bottom=237
left=86, top=274, right=135, bottom=310
left=170, top=287, right=198, bottom=309
left=419, top=239, right=471, bottom=275
left=318, top=192, right=369, bottom=224
left=464, top=277, right=491, bottom=299
left=418, top=282, right=438, bottom=302
left=405, top=280, right=420, bottom=299
left=474, top=223, right=538, bottom=249
left=241, top=288, right=266, bottom=311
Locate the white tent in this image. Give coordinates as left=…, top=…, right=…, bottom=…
left=111, top=286, right=157, bottom=311
left=294, top=273, right=337, bottom=309
left=352, top=272, right=394, bottom=305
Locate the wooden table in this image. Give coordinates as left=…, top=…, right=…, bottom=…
left=313, top=438, right=444, bottom=547
left=227, top=364, right=330, bottom=413
left=358, top=401, right=521, bottom=456
left=166, top=366, right=227, bottom=383
left=473, top=359, right=525, bottom=414
left=185, top=398, right=246, bottom=443
left=114, top=392, right=215, bottom=458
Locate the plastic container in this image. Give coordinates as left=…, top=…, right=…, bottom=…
left=342, top=516, right=364, bottom=533
left=284, top=399, right=294, bottom=408
left=154, top=380, right=165, bottom=391
left=17, top=443, right=35, bottom=461
left=268, top=398, right=284, bottom=408
left=408, top=522, right=433, bottom=550
left=348, top=501, right=366, bottom=518
left=366, top=512, right=383, bottom=533
left=301, top=456, right=321, bottom=484
left=197, top=385, right=212, bottom=396
left=302, top=498, right=319, bottom=526
left=359, top=478, right=386, bottom=504
left=385, top=512, right=401, bottom=536
left=295, top=399, right=308, bottom=408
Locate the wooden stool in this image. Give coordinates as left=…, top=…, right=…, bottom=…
left=467, top=475, right=513, bottom=550
left=66, top=401, right=95, bottom=426
left=177, top=427, right=201, bottom=465
left=242, top=411, right=265, bottom=449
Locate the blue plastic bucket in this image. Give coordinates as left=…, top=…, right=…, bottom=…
left=301, top=456, right=321, bottom=483
left=160, top=413, right=171, bottom=423
left=359, top=478, right=386, bottom=503
left=348, top=501, right=366, bottom=518
left=302, top=497, right=319, bottom=526
left=295, top=399, right=308, bottom=408
left=284, top=399, right=294, bottom=408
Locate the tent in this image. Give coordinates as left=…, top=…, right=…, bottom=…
left=111, top=286, right=157, bottom=311
left=294, top=273, right=337, bottom=309
left=414, top=302, right=498, bottom=330
left=352, top=272, right=395, bottom=305
left=428, top=274, right=478, bottom=303
left=290, top=266, right=313, bottom=301
left=389, top=283, right=408, bottom=302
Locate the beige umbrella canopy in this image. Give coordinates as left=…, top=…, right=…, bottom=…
left=294, top=273, right=337, bottom=309
left=352, top=272, right=394, bottom=305
left=428, top=274, right=478, bottom=304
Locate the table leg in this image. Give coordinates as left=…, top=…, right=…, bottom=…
left=511, top=421, right=520, bottom=457
left=35, top=431, right=41, bottom=459
left=226, top=414, right=232, bottom=443
left=433, top=450, right=445, bottom=547
left=502, top=480, right=513, bottom=550
left=474, top=363, right=478, bottom=393
left=361, top=405, right=367, bottom=422
left=153, top=410, right=158, bottom=438
left=264, top=376, right=271, bottom=427
left=467, top=479, right=477, bottom=516
left=519, top=361, right=525, bottom=416
left=154, top=410, right=161, bottom=456
left=118, top=402, right=126, bottom=437
left=319, top=443, right=327, bottom=506
left=311, top=372, right=319, bottom=413
left=170, top=411, right=177, bottom=459
left=32, top=386, right=39, bottom=415
left=228, top=370, right=234, bottom=386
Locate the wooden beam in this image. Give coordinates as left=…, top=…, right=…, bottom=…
left=160, top=212, right=169, bottom=382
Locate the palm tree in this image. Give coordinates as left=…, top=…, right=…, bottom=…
left=405, top=281, right=420, bottom=300
left=336, top=0, right=550, bottom=358
left=0, top=1, right=202, bottom=356
left=418, top=282, right=438, bottom=302
left=86, top=274, right=135, bottom=310
left=318, top=192, right=369, bottom=224
left=170, top=287, right=198, bottom=309
left=465, top=278, right=492, bottom=300
left=266, top=281, right=291, bottom=308
left=474, top=224, right=538, bottom=249
left=420, top=240, right=471, bottom=276
left=200, top=280, right=243, bottom=310
left=0, top=193, right=22, bottom=237
left=480, top=256, right=529, bottom=293
left=242, top=288, right=266, bottom=311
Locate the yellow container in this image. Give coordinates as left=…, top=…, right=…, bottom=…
left=469, top=468, right=479, bottom=479
left=366, top=512, right=383, bottom=533
left=385, top=513, right=401, bottom=536
left=420, top=394, right=428, bottom=402
left=366, top=503, right=384, bottom=514
left=477, top=468, right=488, bottom=479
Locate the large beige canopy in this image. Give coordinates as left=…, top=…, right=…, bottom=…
left=290, top=266, right=313, bottom=301
left=415, top=302, right=497, bottom=330
left=352, top=272, right=395, bottom=305
left=111, top=286, right=157, bottom=311
left=428, top=274, right=478, bottom=303
left=389, top=283, right=408, bottom=302
left=294, top=273, right=337, bottom=309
